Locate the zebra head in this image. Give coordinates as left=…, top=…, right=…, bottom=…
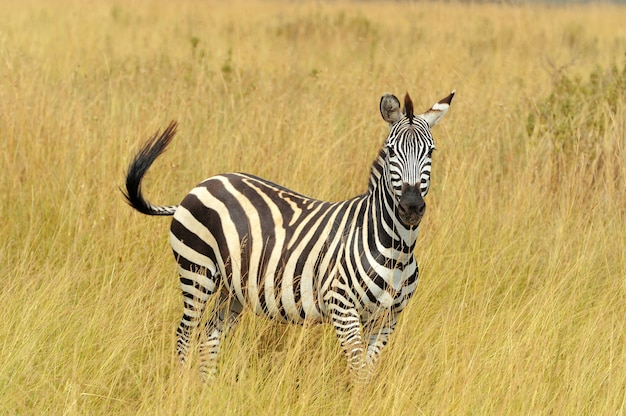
left=379, top=90, right=455, bottom=227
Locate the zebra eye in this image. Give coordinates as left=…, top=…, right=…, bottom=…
left=427, top=148, right=435, bottom=158
left=387, top=147, right=396, bottom=158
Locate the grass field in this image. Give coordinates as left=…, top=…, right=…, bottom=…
left=1, top=0, right=625, bottom=414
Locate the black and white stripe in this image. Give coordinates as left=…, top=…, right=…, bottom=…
left=123, top=90, right=454, bottom=380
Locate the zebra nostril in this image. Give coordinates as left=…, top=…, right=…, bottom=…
left=399, top=201, right=424, bottom=215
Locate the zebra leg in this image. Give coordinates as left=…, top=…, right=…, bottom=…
left=364, top=312, right=398, bottom=370
left=199, top=293, right=243, bottom=381
left=329, top=302, right=368, bottom=379
left=175, top=265, right=217, bottom=367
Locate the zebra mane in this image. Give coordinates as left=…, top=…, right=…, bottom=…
left=404, top=93, right=414, bottom=124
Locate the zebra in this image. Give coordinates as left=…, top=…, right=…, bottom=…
left=123, top=90, right=454, bottom=381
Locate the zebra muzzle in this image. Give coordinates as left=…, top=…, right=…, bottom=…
left=398, top=184, right=426, bottom=226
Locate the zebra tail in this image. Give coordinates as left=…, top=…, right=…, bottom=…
left=122, top=121, right=179, bottom=216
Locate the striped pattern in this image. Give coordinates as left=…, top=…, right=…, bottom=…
left=123, top=90, right=454, bottom=381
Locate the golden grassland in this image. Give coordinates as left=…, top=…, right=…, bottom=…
left=1, top=0, right=625, bottom=414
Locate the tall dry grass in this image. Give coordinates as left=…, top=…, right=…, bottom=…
left=1, top=0, right=625, bottom=414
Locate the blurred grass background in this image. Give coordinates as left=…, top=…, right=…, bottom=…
left=0, top=0, right=625, bottom=414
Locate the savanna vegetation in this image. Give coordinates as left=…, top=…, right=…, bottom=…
left=1, top=0, right=624, bottom=414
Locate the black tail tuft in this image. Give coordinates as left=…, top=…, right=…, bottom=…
left=122, top=121, right=178, bottom=216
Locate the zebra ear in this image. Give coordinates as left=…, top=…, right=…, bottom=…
left=403, top=93, right=414, bottom=121
left=380, top=94, right=402, bottom=124
left=418, top=90, right=455, bottom=127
